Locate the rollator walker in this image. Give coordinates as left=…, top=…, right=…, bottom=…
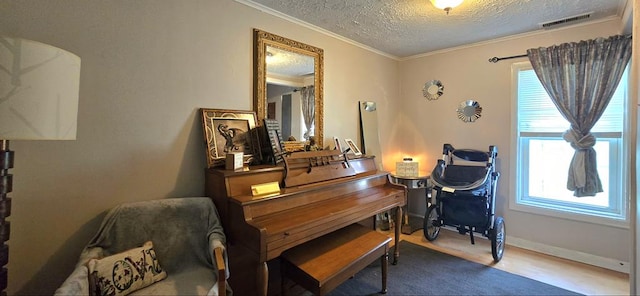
left=423, top=144, right=505, bottom=262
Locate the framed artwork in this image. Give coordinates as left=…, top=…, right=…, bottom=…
left=333, top=137, right=342, bottom=152
left=263, top=119, right=284, bottom=164
left=344, top=138, right=362, bottom=156
left=201, top=109, right=258, bottom=167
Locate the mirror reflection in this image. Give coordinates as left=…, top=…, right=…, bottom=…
left=266, top=46, right=314, bottom=141
left=359, top=101, right=383, bottom=169
left=254, top=29, right=324, bottom=147
left=456, top=100, right=482, bottom=122
left=422, top=80, right=444, bottom=100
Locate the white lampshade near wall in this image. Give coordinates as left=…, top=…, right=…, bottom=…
left=0, top=37, right=80, bottom=293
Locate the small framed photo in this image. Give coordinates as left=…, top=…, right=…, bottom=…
left=344, top=138, right=362, bottom=156
left=201, top=109, right=259, bottom=167
left=263, top=119, right=284, bottom=164
left=333, top=137, right=342, bottom=152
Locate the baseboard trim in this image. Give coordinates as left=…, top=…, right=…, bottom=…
left=438, top=227, right=629, bottom=273
left=507, top=236, right=629, bottom=274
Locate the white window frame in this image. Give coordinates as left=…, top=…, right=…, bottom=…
left=509, top=62, right=630, bottom=228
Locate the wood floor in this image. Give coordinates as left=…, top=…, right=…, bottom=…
left=398, top=228, right=629, bottom=295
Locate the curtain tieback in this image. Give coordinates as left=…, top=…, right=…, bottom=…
left=563, top=128, right=594, bottom=190
left=562, top=128, right=595, bottom=150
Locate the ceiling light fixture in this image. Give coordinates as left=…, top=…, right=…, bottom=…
left=266, top=51, right=274, bottom=63
left=430, top=0, right=463, bottom=15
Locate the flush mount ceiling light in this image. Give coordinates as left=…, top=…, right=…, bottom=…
left=266, top=51, right=274, bottom=63
left=430, top=0, right=463, bottom=14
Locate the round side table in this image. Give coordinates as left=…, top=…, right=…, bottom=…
left=390, top=172, right=431, bottom=235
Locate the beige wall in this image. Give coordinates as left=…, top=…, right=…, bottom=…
left=0, top=1, right=400, bottom=293
left=0, top=0, right=633, bottom=294
left=399, top=19, right=630, bottom=263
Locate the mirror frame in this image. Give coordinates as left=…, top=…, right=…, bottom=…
left=253, top=29, right=324, bottom=147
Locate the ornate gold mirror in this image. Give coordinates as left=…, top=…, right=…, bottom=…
left=253, top=29, right=324, bottom=147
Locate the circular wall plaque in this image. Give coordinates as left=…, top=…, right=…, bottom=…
left=422, top=80, right=444, bottom=100
left=456, top=100, right=482, bottom=122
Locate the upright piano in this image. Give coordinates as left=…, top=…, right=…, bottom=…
left=205, top=151, right=406, bottom=295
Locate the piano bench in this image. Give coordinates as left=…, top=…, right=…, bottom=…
left=281, top=223, right=392, bottom=295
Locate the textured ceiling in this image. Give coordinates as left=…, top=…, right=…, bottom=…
left=267, top=46, right=314, bottom=77
left=240, top=0, right=627, bottom=58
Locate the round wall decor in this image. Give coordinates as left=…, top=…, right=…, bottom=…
left=456, top=100, right=482, bottom=122
left=422, top=80, right=444, bottom=100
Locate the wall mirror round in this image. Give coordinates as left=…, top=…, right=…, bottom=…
left=254, top=29, right=324, bottom=147
left=423, top=80, right=444, bottom=100
left=456, top=100, right=482, bottom=122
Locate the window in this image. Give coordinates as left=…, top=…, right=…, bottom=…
left=511, top=62, right=629, bottom=227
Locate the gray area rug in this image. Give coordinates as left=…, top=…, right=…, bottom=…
left=330, top=240, right=582, bottom=295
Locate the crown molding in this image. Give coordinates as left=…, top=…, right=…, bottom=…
left=401, top=15, right=623, bottom=61
left=234, top=0, right=400, bottom=60
left=235, top=1, right=625, bottom=62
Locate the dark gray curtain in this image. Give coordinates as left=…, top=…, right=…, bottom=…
left=526, top=35, right=631, bottom=197
left=300, top=85, right=315, bottom=140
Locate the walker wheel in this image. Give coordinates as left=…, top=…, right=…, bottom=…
left=423, top=205, right=440, bottom=241
left=490, top=217, right=505, bottom=262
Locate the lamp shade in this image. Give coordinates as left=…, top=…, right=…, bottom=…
left=0, top=37, right=80, bottom=140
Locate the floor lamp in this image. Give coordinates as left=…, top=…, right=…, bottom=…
left=0, top=37, right=81, bottom=294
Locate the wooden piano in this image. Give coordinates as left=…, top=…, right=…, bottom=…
left=205, top=150, right=406, bottom=295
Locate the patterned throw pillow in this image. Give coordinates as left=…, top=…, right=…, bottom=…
left=87, top=241, right=167, bottom=296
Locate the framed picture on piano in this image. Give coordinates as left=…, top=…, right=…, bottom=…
left=200, top=109, right=260, bottom=167
left=333, top=137, right=342, bottom=152
left=263, top=119, right=284, bottom=164
left=344, top=138, right=362, bottom=156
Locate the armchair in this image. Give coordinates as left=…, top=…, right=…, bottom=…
left=55, top=197, right=231, bottom=296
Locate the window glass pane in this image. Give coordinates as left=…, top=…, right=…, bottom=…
left=518, top=69, right=625, bottom=133
left=514, top=64, right=627, bottom=222
left=526, top=139, right=609, bottom=207
left=518, top=70, right=568, bottom=133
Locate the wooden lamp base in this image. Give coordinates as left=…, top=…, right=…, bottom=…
left=0, top=140, right=13, bottom=294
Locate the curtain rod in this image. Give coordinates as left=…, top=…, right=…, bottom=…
left=488, top=34, right=633, bottom=63
left=488, top=54, right=527, bottom=63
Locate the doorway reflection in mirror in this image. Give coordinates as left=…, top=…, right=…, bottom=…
left=266, top=84, right=315, bottom=141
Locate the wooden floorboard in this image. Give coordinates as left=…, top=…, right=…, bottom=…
left=398, top=229, right=630, bottom=296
